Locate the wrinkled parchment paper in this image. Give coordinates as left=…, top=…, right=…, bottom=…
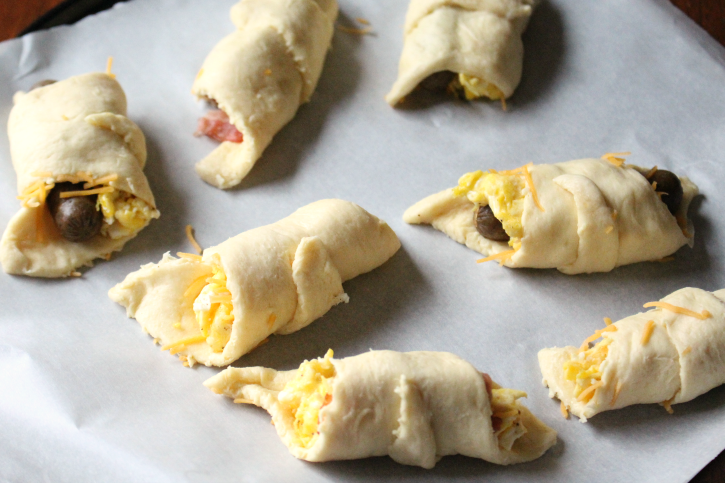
left=1, top=0, right=725, bottom=481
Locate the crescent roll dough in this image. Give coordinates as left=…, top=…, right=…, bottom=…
left=404, top=157, right=698, bottom=274
left=109, top=200, right=400, bottom=367
left=1, top=73, right=159, bottom=278
left=386, top=0, right=536, bottom=106
left=539, top=287, right=725, bottom=422
left=205, top=350, right=557, bottom=467
left=191, top=0, right=338, bottom=189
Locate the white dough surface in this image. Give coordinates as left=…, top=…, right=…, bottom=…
left=0, top=0, right=725, bottom=482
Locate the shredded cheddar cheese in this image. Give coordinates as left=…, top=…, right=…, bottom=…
left=560, top=401, right=569, bottom=419
left=576, top=380, right=603, bottom=402
left=521, top=163, right=544, bottom=211
left=234, top=398, right=254, bottom=405
left=186, top=225, right=203, bottom=254
left=106, top=57, right=116, bottom=79
left=279, top=350, right=336, bottom=449
left=59, top=186, right=114, bottom=198
left=640, top=320, right=655, bottom=345
left=192, top=258, right=235, bottom=352
left=490, top=387, right=527, bottom=450
left=604, top=317, right=612, bottom=326
left=605, top=226, right=614, bottom=234
left=84, top=173, right=118, bottom=189
left=611, top=211, right=618, bottom=221
left=161, top=334, right=207, bottom=352
left=601, top=152, right=630, bottom=167
left=579, top=325, right=618, bottom=352
left=355, top=17, right=370, bottom=25
left=662, top=396, right=675, bottom=415
left=477, top=249, right=517, bottom=265
left=178, top=252, right=203, bottom=261
left=644, top=166, right=658, bottom=179
left=643, top=302, right=711, bottom=320
left=267, top=313, right=277, bottom=328
left=682, top=346, right=692, bottom=356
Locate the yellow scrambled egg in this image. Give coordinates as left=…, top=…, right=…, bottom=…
left=455, top=74, right=505, bottom=101
left=192, top=262, right=235, bottom=352
left=453, top=170, right=525, bottom=246
left=563, top=338, right=612, bottom=401
left=279, top=349, right=336, bottom=449
left=98, top=191, right=157, bottom=239
left=490, top=387, right=528, bottom=451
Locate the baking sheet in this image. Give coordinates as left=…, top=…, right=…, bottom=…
left=1, top=0, right=725, bottom=481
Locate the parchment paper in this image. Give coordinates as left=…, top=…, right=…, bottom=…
left=1, top=0, right=725, bottom=481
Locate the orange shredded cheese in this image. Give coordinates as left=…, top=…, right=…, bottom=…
left=177, top=252, right=203, bottom=261
left=185, top=225, right=203, bottom=254
left=579, top=325, right=618, bottom=352
left=184, top=275, right=209, bottom=299
left=70, top=271, right=82, bottom=277
left=682, top=346, right=692, bottom=356
left=106, top=57, right=116, bottom=79
left=521, top=163, right=544, bottom=211
left=604, top=317, right=612, bottom=326
left=161, top=334, right=207, bottom=352
left=601, top=152, right=630, bottom=167
left=644, top=166, right=658, bottom=179
left=611, top=211, right=618, bottom=221
left=234, top=398, right=254, bottom=405
left=84, top=173, right=118, bottom=189
left=643, top=302, right=711, bottom=320
left=605, top=226, right=614, bottom=234
left=651, top=181, right=658, bottom=190
left=499, top=97, right=507, bottom=112
left=560, top=401, right=569, bottom=419
left=336, top=24, right=373, bottom=35
left=268, top=313, right=277, bottom=328
left=355, top=17, right=370, bottom=25
left=477, top=249, right=516, bottom=265
left=640, top=320, right=655, bottom=345
left=662, top=396, right=675, bottom=415
left=576, top=380, right=603, bottom=402
left=59, top=186, right=114, bottom=198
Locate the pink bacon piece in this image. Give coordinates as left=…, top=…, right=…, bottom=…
left=194, top=110, right=243, bottom=143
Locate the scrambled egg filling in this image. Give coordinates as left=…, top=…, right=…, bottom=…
left=98, top=191, right=157, bottom=239
left=192, top=262, right=235, bottom=352
left=563, top=338, right=612, bottom=401
left=279, top=349, right=336, bottom=449
left=491, top=387, right=528, bottom=451
left=453, top=170, right=526, bottom=246
left=452, top=73, right=505, bottom=101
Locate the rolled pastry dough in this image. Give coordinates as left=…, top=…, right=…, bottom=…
left=539, top=287, right=725, bottom=422
left=109, top=199, right=400, bottom=367
left=191, top=0, right=338, bottom=189
left=403, top=158, right=698, bottom=274
left=1, top=73, right=158, bottom=278
left=386, top=0, right=537, bottom=106
left=205, top=350, right=557, bottom=467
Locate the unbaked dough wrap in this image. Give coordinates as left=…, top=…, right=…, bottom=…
left=538, top=287, right=725, bottom=422
left=204, top=350, right=557, bottom=467
left=403, top=158, right=699, bottom=274
left=108, top=199, right=400, bottom=367
left=385, top=0, right=536, bottom=106
left=191, top=0, right=338, bottom=189
left=1, top=72, right=158, bottom=278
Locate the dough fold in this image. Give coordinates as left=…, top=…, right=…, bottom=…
left=538, top=287, right=725, bottom=421
left=205, top=350, right=557, bottom=467
left=403, top=158, right=698, bottom=274
left=1, top=73, right=158, bottom=278
left=109, top=200, right=400, bottom=367
left=192, top=0, right=338, bottom=189
left=386, top=0, right=536, bottom=106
